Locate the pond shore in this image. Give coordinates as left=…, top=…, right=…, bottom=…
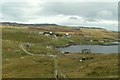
left=55, top=42, right=119, bottom=48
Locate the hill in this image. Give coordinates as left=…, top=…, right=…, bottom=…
left=1, top=22, right=119, bottom=78
left=0, top=22, right=59, bottom=27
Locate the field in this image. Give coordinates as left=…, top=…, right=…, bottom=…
left=58, top=53, right=118, bottom=78
left=1, top=25, right=119, bottom=78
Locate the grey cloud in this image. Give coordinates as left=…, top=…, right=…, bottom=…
left=37, top=2, right=117, bottom=20
left=69, top=16, right=79, bottom=20
left=1, top=1, right=118, bottom=31
left=2, top=2, right=118, bottom=21
left=85, top=18, right=99, bottom=22
left=2, top=2, right=36, bottom=21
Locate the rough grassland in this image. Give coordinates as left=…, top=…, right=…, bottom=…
left=58, top=53, right=118, bottom=78
left=2, top=26, right=119, bottom=78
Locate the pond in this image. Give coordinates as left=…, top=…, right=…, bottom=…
left=58, top=44, right=119, bottom=54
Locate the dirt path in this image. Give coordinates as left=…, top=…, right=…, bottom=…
left=19, top=43, right=68, bottom=79
left=19, top=44, right=34, bottom=56
left=19, top=43, right=56, bottom=57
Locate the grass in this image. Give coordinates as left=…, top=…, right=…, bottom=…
left=2, top=56, right=54, bottom=78
left=81, top=28, right=118, bottom=39
left=57, top=53, right=118, bottom=78
left=27, top=43, right=58, bottom=55
left=1, top=26, right=119, bottom=78
left=2, top=40, right=27, bottom=59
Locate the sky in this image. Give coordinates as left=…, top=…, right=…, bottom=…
left=1, top=0, right=119, bottom=31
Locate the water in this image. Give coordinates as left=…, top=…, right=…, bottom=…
left=111, top=42, right=120, bottom=44
left=58, top=44, right=119, bottom=54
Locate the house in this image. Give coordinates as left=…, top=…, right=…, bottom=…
left=43, top=31, right=57, bottom=36
left=65, top=33, right=71, bottom=38
left=47, top=46, right=52, bottom=48
left=43, top=31, right=53, bottom=36
left=80, top=57, right=86, bottom=62
left=49, top=31, right=53, bottom=35
left=84, top=35, right=92, bottom=37
left=66, top=33, right=69, bottom=36
left=99, top=40, right=104, bottom=42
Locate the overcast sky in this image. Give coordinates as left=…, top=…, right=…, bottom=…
left=1, top=0, right=119, bottom=31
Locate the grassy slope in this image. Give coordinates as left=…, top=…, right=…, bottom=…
left=58, top=53, right=118, bottom=78
left=81, top=28, right=118, bottom=39
left=3, top=56, right=54, bottom=78
left=2, top=26, right=119, bottom=78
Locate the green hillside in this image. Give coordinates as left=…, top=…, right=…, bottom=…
left=1, top=25, right=119, bottom=78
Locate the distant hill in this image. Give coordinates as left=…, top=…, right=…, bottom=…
left=78, top=27, right=106, bottom=30
left=0, top=22, right=59, bottom=27
left=1, top=22, right=118, bottom=39
left=0, top=22, right=117, bottom=32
